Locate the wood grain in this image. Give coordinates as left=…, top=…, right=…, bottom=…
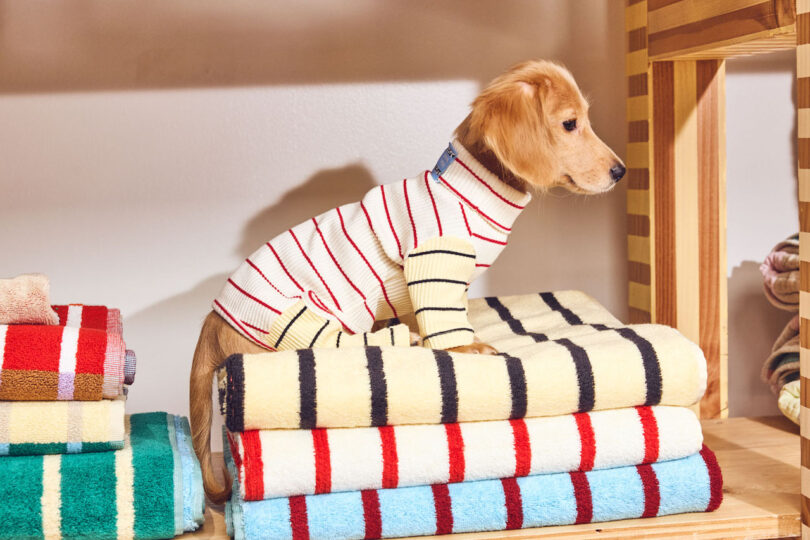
left=180, top=416, right=801, bottom=540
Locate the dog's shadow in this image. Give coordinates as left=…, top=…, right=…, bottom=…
left=236, top=163, right=377, bottom=258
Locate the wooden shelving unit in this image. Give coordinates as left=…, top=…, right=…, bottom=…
left=182, top=417, right=800, bottom=540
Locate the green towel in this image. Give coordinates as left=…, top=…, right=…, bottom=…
left=0, top=412, right=204, bottom=540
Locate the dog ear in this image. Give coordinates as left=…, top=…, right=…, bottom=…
left=469, top=75, right=556, bottom=189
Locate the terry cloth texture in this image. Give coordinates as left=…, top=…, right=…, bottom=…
left=227, top=405, right=702, bottom=500
left=219, top=291, right=706, bottom=431
left=760, top=233, right=799, bottom=311
left=0, top=412, right=204, bottom=540
left=0, top=325, right=125, bottom=401
left=214, top=141, right=532, bottom=349
left=52, top=304, right=123, bottom=335
left=761, top=314, right=799, bottom=395
left=0, top=398, right=125, bottom=456
left=125, top=349, right=137, bottom=385
left=224, top=439, right=723, bottom=540
left=0, top=274, right=59, bottom=325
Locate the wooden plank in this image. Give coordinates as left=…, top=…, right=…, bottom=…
left=648, top=0, right=770, bottom=34
left=182, top=416, right=801, bottom=540
left=799, top=1, right=810, bottom=532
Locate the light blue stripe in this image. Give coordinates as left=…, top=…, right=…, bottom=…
left=307, top=490, right=365, bottom=540
left=379, top=485, right=436, bottom=538
left=655, top=452, right=711, bottom=516
left=242, top=499, right=292, bottom=540
left=66, top=441, right=82, bottom=454
left=519, top=471, right=578, bottom=527
left=0, top=442, right=9, bottom=456
left=448, top=480, right=507, bottom=533
left=589, top=466, right=644, bottom=522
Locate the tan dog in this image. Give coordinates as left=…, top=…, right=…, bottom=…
left=190, top=60, right=624, bottom=503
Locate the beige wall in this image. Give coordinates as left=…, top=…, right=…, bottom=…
left=0, top=1, right=792, bottom=445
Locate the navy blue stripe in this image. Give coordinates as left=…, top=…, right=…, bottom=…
left=556, top=338, right=595, bottom=412
left=224, top=354, right=245, bottom=432
left=502, top=353, right=527, bottom=419
left=366, top=346, right=388, bottom=426
left=485, top=297, right=549, bottom=342
left=613, top=328, right=662, bottom=406
left=433, top=350, right=458, bottom=423
left=298, top=349, right=317, bottom=429
left=539, top=292, right=583, bottom=325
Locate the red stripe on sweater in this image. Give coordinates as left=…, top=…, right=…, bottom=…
left=241, top=431, right=265, bottom=500
left=424, top=171, right=443, bottom=236
left=2, top=326, right=62, bottom=371
left=569, top=471, right=593, bottom=524
left=306, top=291, right=354, bottom=334
left=403, top=178, right=418, bottom=248
left=510, top=419, right=531, bottom=477
left=574, top=413, right=596, bottom=471
left=699, top=445, right=723, bottom=511
left=227, top=278, right=282, bottom=314
left=473, top=233, right=507, bottom=246
left=636, top=406, right=660, bottom=464
left=336, top=207, right=398, bottom=318
left=80, top=306, right=108, bottom=332
left=267, top=243, right=304, bottom=292
left=312, top=429, right=332, bottom=494
left=246, top=258, right=300, bottom=300
left=379, top=426, right=399, bottom=489
left=475, top=263, right=491, bottom=268
left=288, top=496, right=310, bottom=540
left=75, top=328, right=106, bottom=374
left=380, top=185, right=404, bottom=259
left=445, top=423, right=465, bottom=483
left=289, top=229, right=342, bottom=311
left=439, top=175, right=512, bottom=231
left=360, top=201, right=377, bottom=235
left=501, top=477, right=524, bottom=530
left=241, top=320, right=270, bottom=335
left=455, top=158, right=527, bottom=209
left=361, top=490, right=382, bottom=539
left=431, top=484, right=454, bottom=535
left=312, top=217, right=375, bottom=321
left=214, top=300, right=269, bottom=349
left=637, top=464, right=660, bottom=518
left=459, top=203, right=472, bottom=236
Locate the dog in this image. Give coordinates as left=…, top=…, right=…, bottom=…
left=190, top=59, right=625, bottom=503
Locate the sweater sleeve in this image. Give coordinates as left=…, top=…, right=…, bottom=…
left=403, top=236, right=476, bottom=349
left=266, top=299, right=412, bottom=351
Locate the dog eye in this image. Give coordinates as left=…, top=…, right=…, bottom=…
left=562, top=119, right=577, bottom=132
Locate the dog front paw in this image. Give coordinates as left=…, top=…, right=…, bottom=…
left=446, top=342, right=498, bottom=355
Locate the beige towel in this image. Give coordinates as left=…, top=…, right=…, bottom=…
left=0, top=273, right=59, bottom=325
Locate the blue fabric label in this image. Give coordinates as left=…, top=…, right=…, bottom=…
left=430, top=142, right=458, bottom=182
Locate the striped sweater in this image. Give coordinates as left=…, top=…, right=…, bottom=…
left=214, top=142, right=532, bottom=350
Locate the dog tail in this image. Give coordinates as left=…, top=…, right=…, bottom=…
left=189, top=311, right=232, bottom=504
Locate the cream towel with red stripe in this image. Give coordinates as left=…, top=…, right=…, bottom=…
left=227, top=405, right=702, bottom=501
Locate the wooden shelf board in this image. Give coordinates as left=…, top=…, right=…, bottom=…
left=182, top=416, right=801, bottom=539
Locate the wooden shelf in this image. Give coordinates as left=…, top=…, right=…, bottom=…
left=182, top=416, right=800, bottom=539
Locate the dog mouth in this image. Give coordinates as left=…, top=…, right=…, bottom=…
left=563, top=174, right=613, bottom=194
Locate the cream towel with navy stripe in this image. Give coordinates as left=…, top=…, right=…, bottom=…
left=219, top=290, right=706, bottom=431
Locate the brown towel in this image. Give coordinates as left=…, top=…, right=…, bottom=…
left=761, top=314, right=799, bottom=394
left=760, top=234, right=799, bottom=311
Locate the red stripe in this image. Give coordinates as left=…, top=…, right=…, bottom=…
left=289, top=229, right=342, bottom=311
left=361, top=490, right=382, bottom=539
left=312, top=217, right=375, bottom=321
left=267, top=243, right=304, bottom=292
left=574, top=413, right=596, bottom=471
left=75, top=328, right=106, bottom=375
left=246, top=258, right=300, bottom=300
left=475, top=263, right=491, bottom=268
left=424, top=171, right=443, bottom=235
left=288, top=496, right=310, bottom=540
left=305, top=291, right=353, bottom=333
left=227, top=278, right=281, bottom=314
left=80, top=306, right=108, bottom=332
left=214, top=300, right=269, bottom=349
left=501, top=477, right=524, bottom=530
left=312, top=429, right=332, bottom=494
left=445, top=423, right=465, bottom=483
left=226, top=432, right=243, bottom=475
left=241, top=430, right=266, bottom=500
left=379, top=426, right=399, bottom=489
left=569, top=471, right=593, bottom=524
left=360, top=201, right=377, bottom=234
left=336, top=207, right=398, bottom=317
left=52, top=305, right=68, bottom=325
left=472, top=233, right=507, bottom=245
left=455, top=158, right=527, bottom=209
left=403, top=178, right=418, bottom=248
left=241, top=320, right=269, bottom=335
left=2, top=326, right=62, bottom=371
left=636, top=406, right=660, bottom=464
left=439, top=175, right=512, bottom=231
left=699, top=445, right=723, bottom=511
left=637, top=464, right=661, bottom=518
left=510, top=419, right=531, bottom=477
left=431, top=484, right=454, bottom=535
left=380, top=185, right=403, bottom=259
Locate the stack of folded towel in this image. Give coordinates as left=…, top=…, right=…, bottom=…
left=217, top=290, right=722, bottom=539
left=0, top=274, right=205, bottom=539
left=759, top=234, right=802, bottom=424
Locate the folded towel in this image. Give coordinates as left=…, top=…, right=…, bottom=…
left=761, top=314, right=799, bottom=394
left=760, top=234, right=799, bottom=311
left=52, top=304, right=123, bottom=335
left=219, top=291, right=706, bottom=431
left=228, top=405, right=702, bottom=501
left=0, top=412, right=204, bottom=540
left=125, top=349, right=137, bottom=385
left=0, top=274, right=59, bottom=325
left=0, top=325, right=125, bottom=400
left=224, top=438, right=722, bottom=540
left=0, top=398, right=125, bottom=456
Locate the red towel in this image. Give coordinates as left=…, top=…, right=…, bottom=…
left=52, top=305, right=123, bottom=335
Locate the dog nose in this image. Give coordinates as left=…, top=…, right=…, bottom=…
left=610, top=163, right=626, bottom=182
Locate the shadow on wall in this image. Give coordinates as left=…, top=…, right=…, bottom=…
left=0, top=0, right=623, bottom=92
left=727, top=261, right=794, bottom=418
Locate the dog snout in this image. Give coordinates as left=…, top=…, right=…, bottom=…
left=609, top=163, right=626, bottom=183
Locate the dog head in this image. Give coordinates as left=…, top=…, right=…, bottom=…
left=457, top=60, right=625, bottom=193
